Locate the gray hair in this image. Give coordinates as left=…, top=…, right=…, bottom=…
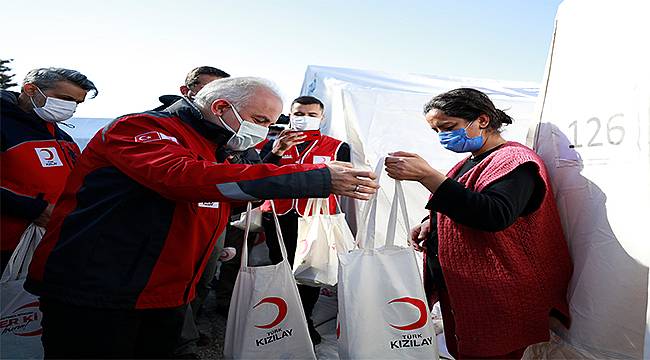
left=193, top=76, right=282, bottom=111
left=23, top=67, right=98, bottom=98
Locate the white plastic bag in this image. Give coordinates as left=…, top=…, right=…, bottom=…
left=230, top=206, right=264, bottom=233
left=1, top=224, right=46, bottom=360
left=337, top=161, right=439, bottom=359
left=224, top=202, right=316, bottom=359
left=293, top=198, right=355, bottom=287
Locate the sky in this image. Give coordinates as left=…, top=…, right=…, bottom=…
left=5, top=0, right=563, bottom=118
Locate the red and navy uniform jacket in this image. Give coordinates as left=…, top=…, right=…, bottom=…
left=0, top=90, right=81, bottom=252
left=260, top=135, right=348, bottom=216
left=24, top=102, right=331, bottom=309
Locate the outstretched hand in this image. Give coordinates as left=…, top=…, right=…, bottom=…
left=326, top=161, right=379, bottom=200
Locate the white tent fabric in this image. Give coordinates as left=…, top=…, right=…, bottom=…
left=299, top=65, right=539, bottom=244
left=529, top=0, right=650, bottom=358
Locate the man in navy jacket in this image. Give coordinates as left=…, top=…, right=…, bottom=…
left=0, top=67, right=97, bottom=272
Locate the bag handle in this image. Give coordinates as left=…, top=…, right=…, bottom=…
left=333, top=195, right=343, bottom=214
left=304, top=197, right=333, bottom=217
left=356, top=157, right=385, bottom=249
left=356, top=157, right=410, bottom=248
left=385, top=179, right=410, bottom=247
left=239, top=201, right=289, bottom=270
left=1, top=224, right=45, bottom=282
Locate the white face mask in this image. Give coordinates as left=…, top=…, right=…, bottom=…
left=217, top=102, right=269, bottom=151
left=30, top=87, right=77, bottom=122
left=290, top=115, right=322, bottom=131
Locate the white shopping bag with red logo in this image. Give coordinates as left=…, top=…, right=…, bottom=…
left=293, top=197, right=355, bottom=287
left=337, top=161, right=439, bottom=359
left=224, top=202, right=316, bottom=359
left=1, top=224, right=46, bottom=360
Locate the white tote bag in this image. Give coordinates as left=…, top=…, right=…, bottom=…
left=224, top=202, right=316, bottom=360
left=1, top=224, right=46, bottom=360
left=230, top=206, right=264, bottom=233
left=293, top=197, right=355, bottom=287
left=337, top=162, right=439, bottom=359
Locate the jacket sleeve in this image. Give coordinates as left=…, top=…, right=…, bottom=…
left=0, top=187, right=48, bottom=220
left=426, top=163, right=541, bottom=232
left=100, top=115, right=332, bottom=203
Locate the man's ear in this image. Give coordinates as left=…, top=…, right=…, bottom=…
left=477, top=114, right=491, bottom=129
left=180, top=85, right=190, bottom=96
left=22, top=83, right=38, bottom=97
left=210, top=99, right=230, bottom=117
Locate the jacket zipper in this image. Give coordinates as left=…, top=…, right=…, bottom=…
left=183, top=191, right=224, bottom=303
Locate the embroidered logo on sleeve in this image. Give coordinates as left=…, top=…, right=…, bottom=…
left=134, top=131, right=179, bottom=144
left=35, top=147, right=63, bottom=167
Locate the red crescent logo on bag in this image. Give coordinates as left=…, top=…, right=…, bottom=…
left=336, top=321, right=341, bottom=339
left=253, top=297, right=288, bottom=329
left=387, top=297, right=428, bottom=331
left=297, top=240, right=309, bottom=256
left=0, top=301, right=42, bottom=337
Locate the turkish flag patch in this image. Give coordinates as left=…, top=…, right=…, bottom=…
left=134, top=131, right=162, bottom=143
left=134, top=131, right=178, bottom=144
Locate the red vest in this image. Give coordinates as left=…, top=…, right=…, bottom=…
left=0, top=123, right=80, bottom=251
left=435, top=142, right=572, bottom=357
left=261, top=135, right=342, bottom=216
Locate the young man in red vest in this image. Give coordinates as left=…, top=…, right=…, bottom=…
left=259, top=96, right=350, bottom=345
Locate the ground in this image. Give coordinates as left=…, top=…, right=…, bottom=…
left=196, top=289, right=227, bottom=359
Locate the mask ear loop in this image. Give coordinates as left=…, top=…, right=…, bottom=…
left=226, top=102, right=245, bottom=124
left=215, top=101, right=242, bottom=134
left=59, top=122, right=76, bottom=129
left=29, top=86, right=47, bottom=109
left=469, top=119, right=489, bottom=159
left=466, top=119, right=486, bottom=139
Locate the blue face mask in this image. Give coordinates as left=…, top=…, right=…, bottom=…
left=438, top=121, right=485, bottom=153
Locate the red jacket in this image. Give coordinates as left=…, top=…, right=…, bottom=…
left=260, top=135, right=344, bottom=216
left=436, top=142, right=572, bottom=356
left=25, top=103, right=332, bottom=309
left=0, top=90, right=80, bottom=252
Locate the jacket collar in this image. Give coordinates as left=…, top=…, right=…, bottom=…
left=164, top=97, right=234, bottom=147
left=0, top=90, right=65, bottom=139
left=0, top=90, right=43, bottom=125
